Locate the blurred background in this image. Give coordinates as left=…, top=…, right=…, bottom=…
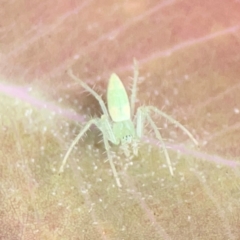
left=1, top=0, right=240, bottom=239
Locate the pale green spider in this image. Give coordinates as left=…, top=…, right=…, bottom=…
left=59, top=62, right=198, bottom=187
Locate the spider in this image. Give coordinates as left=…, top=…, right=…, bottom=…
left=59, top=61, right=198, bottom=187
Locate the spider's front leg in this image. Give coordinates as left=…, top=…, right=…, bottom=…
left=59, top=118, right=99, bottom=174
left=135, top=107, right=174, bottom=176
left=59, top=115, right=122, bottom=188
left=99, top=115, right=122, bottom=187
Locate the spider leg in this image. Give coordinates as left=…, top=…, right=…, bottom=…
left=146, top=113, right=174, bottom=176
left=99, top=115, right=122, bottom=187
left=102, top=129, right=122, bottom=188
left=136, top=107, right=174, bottom=176
left=130, top=59, right=139, bottom=118
left=60, top=115, right=122, bottom=187
left=58, top=118, right=99, bottom=174
left=146, top=106, right=198, bottom=146
left=67, top=69, right=110, bottom=118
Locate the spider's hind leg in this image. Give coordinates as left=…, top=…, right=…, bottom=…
left=67, top=69, right=109, bottom=117
left=130, top=59, right=139, bottom=118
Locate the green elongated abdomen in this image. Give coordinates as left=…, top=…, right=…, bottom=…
left=107, top=73, right=131, bottom=122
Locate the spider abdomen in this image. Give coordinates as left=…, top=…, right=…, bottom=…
left=107, top=73, right=131, bottom=122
